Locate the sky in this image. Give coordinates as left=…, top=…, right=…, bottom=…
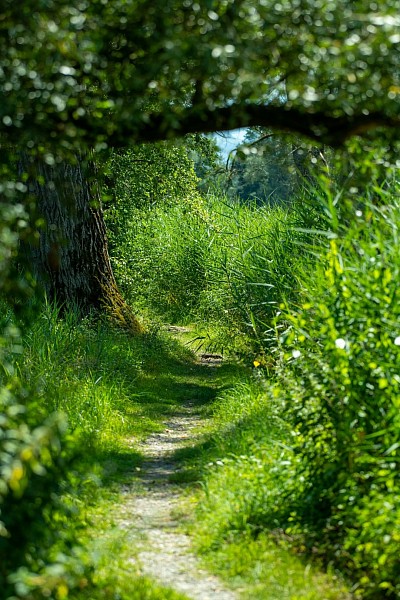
left=213, top=128, right=247, bottom=160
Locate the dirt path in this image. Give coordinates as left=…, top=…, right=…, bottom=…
left=118, top=358, right=238, bottom=600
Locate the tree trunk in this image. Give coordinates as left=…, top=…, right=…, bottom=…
left=23, top=154, right=142, bottom=333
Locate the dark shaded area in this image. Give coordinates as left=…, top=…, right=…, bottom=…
left=82, top=329, right=247, bottom=490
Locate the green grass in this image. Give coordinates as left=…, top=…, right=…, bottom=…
left=107, top=190, right=323, bottom=355
left=7, top=303, right=355, bottom=599
left=203, top=532, right=351, bottom=600
left=18, top=307, right=215, bottom=446
left=206, top=534, right=351, bottom=600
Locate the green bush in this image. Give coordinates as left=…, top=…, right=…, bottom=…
left=0, top=375, right=93, bottom=599
left=275, top=196, right=400, bottom=597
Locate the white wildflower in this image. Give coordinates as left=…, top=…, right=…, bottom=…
left=335, top=338, right=347, bottom=350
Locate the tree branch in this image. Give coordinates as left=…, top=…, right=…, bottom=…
left=11, top=102, right=399, bottom=152
left=224, top=133, right=275, bottom=170
left=108, top=104, right=400, bottom=148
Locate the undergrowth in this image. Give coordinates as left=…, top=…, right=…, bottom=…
left=1, top=303, right=198, bottom=599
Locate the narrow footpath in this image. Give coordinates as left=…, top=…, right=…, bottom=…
left=116, top=354, right=238, bottom=600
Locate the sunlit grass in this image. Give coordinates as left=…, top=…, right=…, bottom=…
left=206, top=532, right=351, bottom=600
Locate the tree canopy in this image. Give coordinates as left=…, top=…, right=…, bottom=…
left=1, top=0, right=400, bottom=155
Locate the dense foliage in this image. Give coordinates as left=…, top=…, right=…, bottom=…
left=2, top=0, right=400, bottom=598
left=0, top=295, right=92, bottom=599
left=275, top=197, right=400, bottom=596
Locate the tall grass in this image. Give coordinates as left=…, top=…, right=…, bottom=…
left=272, top=195, right=400, bottom=597
left=108, top=191, right=323, bottom=354
left=184, top=190, right=400, bottom=599
left=18, top=303, right=140, bottom=448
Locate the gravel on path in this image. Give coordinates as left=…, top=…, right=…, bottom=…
left=119, top=396, right=238, bottom=600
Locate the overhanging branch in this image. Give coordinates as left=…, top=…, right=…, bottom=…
left=9, top=102, right=399, bottom=151
left=111, top=104, right=400, bottom=148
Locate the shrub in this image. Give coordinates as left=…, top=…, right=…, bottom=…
left=0, top=377, right=92, bottom=599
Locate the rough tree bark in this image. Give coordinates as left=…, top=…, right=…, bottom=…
left=23, top=154, right=142, bottom=333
